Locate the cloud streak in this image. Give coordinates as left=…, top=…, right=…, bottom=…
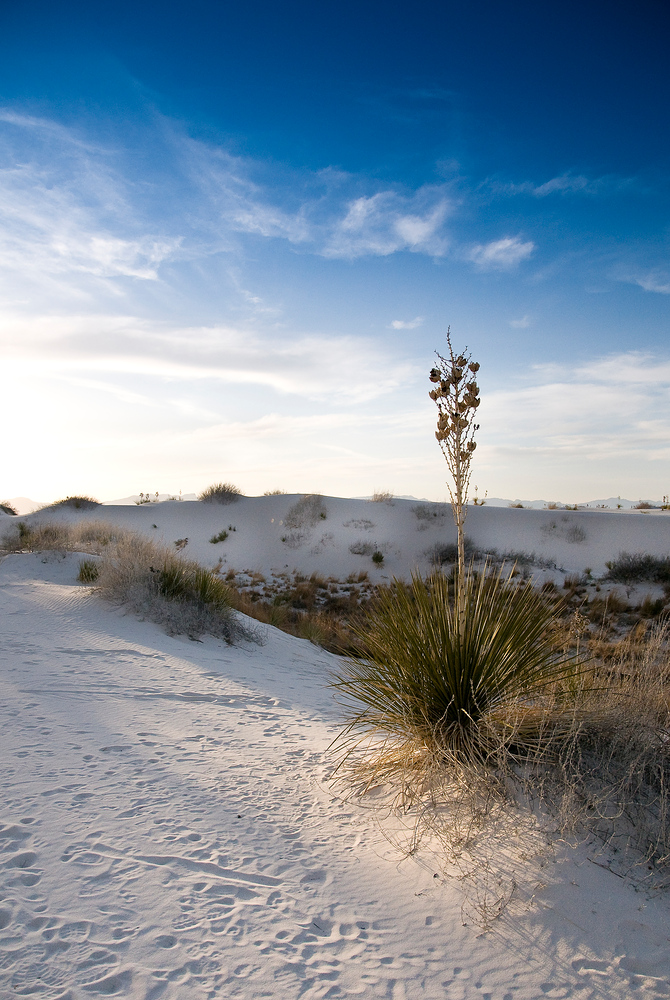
left=468, top=236, right=535, bottom=270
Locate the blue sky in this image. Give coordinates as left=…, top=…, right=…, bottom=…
left=1, top=0, right=669, bottom=502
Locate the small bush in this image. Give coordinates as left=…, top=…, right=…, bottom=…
left=46, top=495, right=100, bottom=510
left=606, top=552, right=670, bottom=584
left=370, top=490, right=394, bottom=503
left=349, top=541, right=374, bottom=556
left=0, top=519, right=253, bottom=644
left=371, top=551, right=384, bottom=565
left=0, top=502, right=17, bottom=515
left=634, top=501, right=656, bottom=510
left=78, top=559, right=100, bottom=583
left=210, top=530, right=229, bottom=544
left=199, top=482, right=243, bottom=504
left=264, top=488, right=287, bottom=495
left=284, top=494, right=327, bottom=529
left=565, top=524, right=587, bottom=543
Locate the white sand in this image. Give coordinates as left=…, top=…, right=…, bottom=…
left=8, top=493, right=670, bottom=583
left=2, top=500, right=670, bottom=997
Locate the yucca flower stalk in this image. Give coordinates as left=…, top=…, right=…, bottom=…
left=429, top=328, right=480, bottom=628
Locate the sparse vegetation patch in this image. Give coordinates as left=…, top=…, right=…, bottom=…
left=46, top=495, right=100, bottom=510
left=606, top=552, right=670, bottom=585
left=199, top=482, right=243, bottom=504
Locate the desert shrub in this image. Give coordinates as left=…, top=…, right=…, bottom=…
left=210, top=529, right=229, bottom=544
left=349, top=540, right=374, bottom=556
left=264, top=488, right=287, bottom=495
left=199, top=482, right=242, bottom=504
left=332, top=567, right=579, bottom=766
left=634, top=501, right=656, bottom=510
left=0, top=519, right=252, bottom=643
left=565, top=524, right=587, bottom=543
left=0, top=502, right=17, bottom=515
left=45, top=495, right=100, bottom=510
left=370, top=490, right=394, bottom=503
left=96, top=534, right=252, bottom=642
left=284, top=494, right=327, bottom=529
left=371, top=551, right=384, bottom=565
left=414, top=502, right=448, bottom=521
left=638, top=595, right=665, bottom=618
left=1, top=520, right=130, bottom=555
left=508, top=502, right=525, bottom=508
left=428, top=540, right=471, bottom=566
left=77, top=559, right=100, bottom=583
left=606, top=552, right=670, bottom=584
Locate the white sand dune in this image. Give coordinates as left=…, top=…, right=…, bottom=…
left=2, top=501, right=670, bottom=997
left=6, top=493, right=670, bottom=582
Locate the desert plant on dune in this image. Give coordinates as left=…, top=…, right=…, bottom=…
left=199, top=482, right=243, bottom=504
left=369, top=490, right=394, bottom=503
left=429, top=328, right=480, bottom=625
left=332, top=569, right=579, bottom=766
left=0, top=519, right=252, bottom=643
left=606, top=552, right=670, bottom=584
left=95, top=533, right=250, bottom=642
left=0, top=502, right=17, bottom=515
left=77, top=559, right=100, bottom=583
left=1, top=519, right=129, bottom=554
left=45, top=495, right=100, bottom=510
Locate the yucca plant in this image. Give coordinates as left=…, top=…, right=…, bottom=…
left=429, top=328, right=480, bottom=628
left=333, top=568, right=580, bottom=766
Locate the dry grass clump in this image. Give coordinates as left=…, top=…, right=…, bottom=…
left=1, top=519, right=253, bottom=643
left=198, top=482, right=243, bottom=504
left=96, top=534, right=251, bottom=642
left=1, top=519, right=129, bottom=555
left=542, top=621, right=670, bottom=872
left=606, top=551, right=670, bottom=585
left=222, top=568, right=374, bottom=655
left=284, top=494, right=327, bottom=528
left=0, top=502, right=17, bottom=515
left=369, top=490, right=394, bottom=503
left=44, top=495, right=100, bottom=510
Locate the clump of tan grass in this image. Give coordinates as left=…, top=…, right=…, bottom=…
left=1, top=519, right=126, bottom=555
left=1, top=519, right=255, bottom=644
left=198, top=482, right=243, bottom=504
left=44, top=495, right=101, bottom=510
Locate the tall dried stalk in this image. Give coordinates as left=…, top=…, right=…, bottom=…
left=429, top=328, right=481, bottom=627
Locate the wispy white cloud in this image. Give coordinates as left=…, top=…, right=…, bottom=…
left=2, top=311, right=419, bottom=404
left=390, top=316, right=424, bottom=330
left=468, top=236, right=535, bottom=270
left=0, top=111, right=181, bottom=294
left=631, top=271, right=670, bottom=295
left=321, top=191, right=450, bottom=259
left=486, top=171, right=632, bottom=199
left=509, top=315, right=531, bottom=328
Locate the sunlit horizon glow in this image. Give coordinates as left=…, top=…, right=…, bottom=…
left=1, top=1, right=668, bottom=504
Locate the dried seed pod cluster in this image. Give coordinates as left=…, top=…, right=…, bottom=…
left=429, top=329, right=481, bottom=620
